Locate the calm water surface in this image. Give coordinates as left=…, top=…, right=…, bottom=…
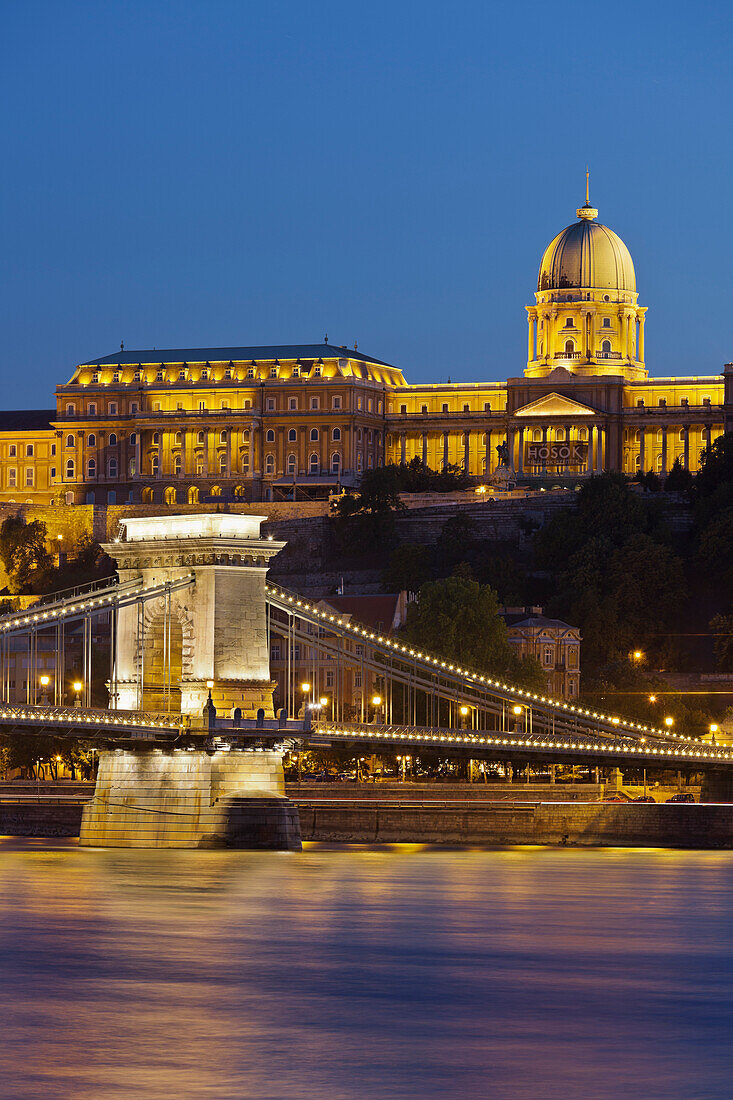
left=0, top=840, right=731, bottom=1099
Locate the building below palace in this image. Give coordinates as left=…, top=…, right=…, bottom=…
left=501, top=608, right=581, bottom=699
left=2, top=191, right=732, bottom=506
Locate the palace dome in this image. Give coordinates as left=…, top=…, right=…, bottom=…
left=537, top=204, right=636, bottom=293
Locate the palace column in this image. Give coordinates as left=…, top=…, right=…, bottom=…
left=661, top=425, right=668, bottom=475
left=422, top=431, right=428, bottom=466
left=587, top=426, right=595, bottom=474
left=400, top=433, right=406, bottom=464
left=639, top=426, right=645, bottom=472
left=484, top=429, right=491, bottom=477
left=135, top=431, right=142, bottom=481
left=507, top=427, right=515, bottom=474
left=638, top=313, right=646, bottom=362
left=683, top=425, right=690, bottom=470
left=704, top=424, right=712, bottom=453
left=442, top=431, right=449, bottom=471
left=226, top=430, right=232, bottom=478
left=157, top=431, right=164, bottom=480
left=180, top=429, right=187, bottom=479
left=541, top=426, right=548, bottom=474
left=463, top=431, right=470, bottom=473
left=595, top=426, right=603, bottom=473
left=517, top=428, right=524, bottom=476
left=527, top=313, right=535, bottom=362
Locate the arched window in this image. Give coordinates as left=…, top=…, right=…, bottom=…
left=310, top=428, right=319, bottom=442
left=197, top=431, right=205, bottom=445
left=533, top=429, right=541, bottom=442
left=130, top=432, right=137, bottom=446
left=188, top=486, right=199, bottom=504
left=65, top=459, right=75, bottom=479
left=66, top=434, right=75, bottom=448
left=266, top=429, right=275, bottom=443
left=66, top=404, right=76, bottom=416
left=210, top=485, right=222, bottom=497
left=331, top=452, right=341, bottom=473
left=65, top=491, right=74, bottom=504
left=634, top=429, right=641, bottom=443
left=141, top=487, right=153, bottom=503
left=242, top=429, right=250, bottom=442
left=87, top=459, right=96, bottom=478
left=288, top=428, right=297, bottom=443
left=175, top=431, right=182, bottom=445
left=602, top=340, right=611, bottom=354
left=287, top=453, right=296, bottom=475
left=332, top=427, right=341, bottom=441
left=151, top=455, right=159, bottom=475
left=603, top=317, right=611, bottom=327
left=265, top=454, right=275, bottom=475
left=657, top=429, right=664, bottom=442
left=165, top=487, right=176, bottom=505
left=151, top=432, right=159, bottom=445
left=220, top=430, right=227, bottom=443
left=356, top=453, right=363, bottom=472
left=174, top=454, right=182, bottom=475
left=565, top=317, right=573, bottom=327
left=555, top=428, right=565, bottom=441
left=564, top=340, right=574, bottom=356
left=108, top=458, right=118, bottom=478
left=107, top=490, right=116, bottom=504
left=309, top=452, right=319, bottom=474
left=578, top=427, right=587, bottom=441
left=109, top=432, right=117, bottom=446
left=679, top=429, right=686, bottom=442
left=219, top=454, right=227, bottom=473
left=87, top=433, right=96, bottom=447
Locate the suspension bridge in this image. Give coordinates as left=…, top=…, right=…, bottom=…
left=0, top=511, right=730, bottom=846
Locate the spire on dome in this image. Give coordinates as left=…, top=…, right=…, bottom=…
left=577, top=167, right=598, bottom=220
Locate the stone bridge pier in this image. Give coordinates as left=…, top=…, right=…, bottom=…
left=104, top=513, right=285, bottom=718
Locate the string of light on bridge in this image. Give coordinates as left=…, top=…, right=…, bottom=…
left=265, top=584, right=705, bottom=749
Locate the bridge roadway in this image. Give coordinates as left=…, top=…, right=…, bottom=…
left=303, top=720, right=733, bottom=773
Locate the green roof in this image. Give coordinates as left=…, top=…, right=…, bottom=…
left=80, top=343, right=399, bottom=370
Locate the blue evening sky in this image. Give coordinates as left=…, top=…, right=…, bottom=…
left=1, top=0, right=731, bottom=406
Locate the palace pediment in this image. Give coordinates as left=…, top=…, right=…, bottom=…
left=514, top=392, right=596, bottom=417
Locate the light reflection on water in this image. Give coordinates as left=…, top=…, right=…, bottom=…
left=0, top=840, right=732, bottom=1100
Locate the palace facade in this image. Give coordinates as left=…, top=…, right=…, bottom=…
left=2, top=193, right=732, bottom=506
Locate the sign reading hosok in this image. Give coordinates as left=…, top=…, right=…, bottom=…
left=525, top=442, right=588, bottom=466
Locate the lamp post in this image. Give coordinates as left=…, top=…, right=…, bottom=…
left=371, top=694, right=382, bottom=724
left=512, top=704, right=524, bottom=732
left=300, top=681, right=311, bottom=717
left=710, top=722, right=719, bottom=745
left=73, top=680, right=83, bottom=708
left=39, top=675, right=50, bottom=706
left=459, top=704, right=469, bottom=730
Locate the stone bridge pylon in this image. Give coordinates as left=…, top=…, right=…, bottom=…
left=104, top=514, right=285, bottom=717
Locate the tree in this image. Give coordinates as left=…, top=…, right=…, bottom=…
left=710, top=614, right=733, bottom=672
left=382, top=544, right=433, bottom=594
left=402, top=575, right=524, bottom=679
left=0, top=514, right=52, bottom=593
left=664, top=458, right=693, bottom=493
left=695, top=431, right=733, bottom=498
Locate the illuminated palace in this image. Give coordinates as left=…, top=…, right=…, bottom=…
left=2, top=191, right=733, bottom=506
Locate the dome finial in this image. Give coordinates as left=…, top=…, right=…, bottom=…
left=577, top=166, right=598, bottom=220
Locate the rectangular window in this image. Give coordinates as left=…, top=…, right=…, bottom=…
left=332, top=396, right=342, bottom=409
left=199, top=401, right=206, bottom=411
left=484, top=402, right=491, bottom=412
left=289, top=398, right=298, bottom=411
left=221, top=400, right=229, bottom=409
left=266, top=399, right=275, bottom=411
left=356, top=397, right=362, bottom=410
left=247, top=368, right=255, bottom=379
left=153, top=401, right=161, bottom=411
left=130, top=402, right=138, bottom=415
left=88, top=403, right=97, bottom=415
left=8, top=445, right=16, bottom=458
left=109, top=402, right=118, bottom=415
left=442, top=403, right=449, bottom=413
left=270, top=644, right=282, bottom=661
left=367, top=399, right=373, bottom=412
left=25, top=444, right=33, bottom=457
left=310, top=397, right=319, bottom=410
left=354, top=672, right=362, bottom=689
left=244, top=399, right=252, bottom=410
left=313, top=366, right=322, bottom=376
left=8, top=469, right=16, bottom=487
left=25, top=469, right=34, bottom=487
left=196, top=461, right=204, bottom=476
left=270, top=367, right=278, bottom=378
left=326, top=671, right=334, bottom=688
left=50, top=467, right=56, bottom=478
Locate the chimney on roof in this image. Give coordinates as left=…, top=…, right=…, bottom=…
left=120, top=341, right=124, bottom=351
left=354, top=341, right=358, bottom=351
left=324, top=333, right=328, bottom=344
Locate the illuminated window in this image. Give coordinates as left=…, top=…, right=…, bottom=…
left=356, top=453, right=363, bottom=472
left=153, top=401, right=161, bottom=412
left=219, top=454, right=227, bottom=474
left=200, top=368, right=208, bottom=380
left=292, top=366, right=300, bottom=378
left=313, top=365, right=322, bottom=376
left=133, top=370, right=141, bottom=382
left=270, top=367, right=278, bottom=378
left=113, top=371, right=120, bottom=382
left=174, top=455, right=182, bottom=476
left=179, top=369, right=186, bottom=380
left=247, top=368, right=255, bottom=379
left=151, top=455, right=158, bottom=475
left=91, top=372, right=99, bottom=383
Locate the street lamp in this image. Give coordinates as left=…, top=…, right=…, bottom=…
left=632, top=650, right=643, bottom=663
left=649, top=694, right=657, bottom=703
left=300, top=681, right=311, bottom=717
left=512, top=703, right=523, bottom=732
left=371, top=694, right=382, bottom=723
left=73, top=680, right=83, bottom=708
left=710, top=722, right=719, bottom=744
left=459, top=704, right=469, bottom=730
left=39, top=674, right=50, bottom=706
left=664, top=716, right=674, bottom=729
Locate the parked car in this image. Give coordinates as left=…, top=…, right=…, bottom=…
left=666, top=792, right=695, bottom=803
left=633, top=795, right=656, bottom=803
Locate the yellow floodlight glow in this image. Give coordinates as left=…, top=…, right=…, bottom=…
left=301, top=682, right=311, bottom=693
left=73, top=681, right=82, bottom=692
left=459, top=705, right=469, bottom=717
left=512, top=705, right=523, bottom=716
left=664, top=716, right=674, bottom=728
left=40, top=675, right=50, bottom=687
left=372, top=695, right=382, bottom=707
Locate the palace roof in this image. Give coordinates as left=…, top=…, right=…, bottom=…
left=0, top=409, right=56, bottom=431
left=80, top=343, right=398, bottom=369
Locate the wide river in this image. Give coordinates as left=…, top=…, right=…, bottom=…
left=0, top=840, right=731, bottom=1099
